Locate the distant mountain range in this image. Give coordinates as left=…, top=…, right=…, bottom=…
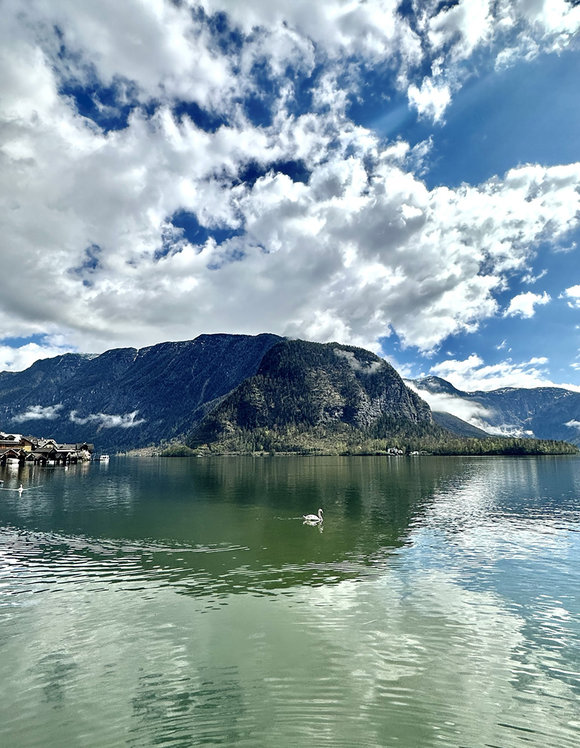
left=0, top=334, right=281, bottom=451
left=0, top=334, right=578, bottom=453
left=408, top=375, right=580, bottom=446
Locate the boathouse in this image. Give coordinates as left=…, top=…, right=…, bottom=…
left=0, top=433, right=94, bottom=466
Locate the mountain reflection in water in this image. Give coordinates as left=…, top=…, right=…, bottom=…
left=0, top=455, right=579, bottom=747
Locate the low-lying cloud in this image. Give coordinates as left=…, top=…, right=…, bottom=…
left=425, top=354, right=580, bottom=392
left=12, top=404, right=64, bottom=422
left=334, top=349, right=383, bottom=374
left=0, top=343, right=75, bottom=373
left=406, top=384, right=495, bottom=432
left=69, top=410, right=145, bottom=429
left=407, top=383, right=536, bottom=436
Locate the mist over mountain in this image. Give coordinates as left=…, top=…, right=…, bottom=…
left=430, top=411, right=491, bottom=438
left=410, top=376, right=580, bottom=446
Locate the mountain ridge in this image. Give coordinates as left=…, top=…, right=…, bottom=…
left=0, top=333, right=282, bottom=450
left=410, top=376, right=580, bottom=446
left=0, top=334, right=577, bottom=454
left=188, top=339, right=438, bottom=453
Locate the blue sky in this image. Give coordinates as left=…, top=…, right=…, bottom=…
left=1, top=0, right=579, bottom=392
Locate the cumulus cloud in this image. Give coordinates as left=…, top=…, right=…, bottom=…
left=427, top=0, right=494, bottom=62
left=504, top=291, right=551, bottom=318
left=12, top=404, right=64, bottom=422
left=426, top=353, right=579, bottom=392
left=0, top=0, right=579, bottom=374
left=407, top=78, right=451, bottom=122
left=1, top=83, right=579, bottom=358
left=562, top=285, right=580, bottom=308
left=69, top=410, right=145, bottom=428
left=199, top=0, right=422, bottom=65
left=9, top=0, right=236, bottom=111
left=0, top=344, right=77, bottom=373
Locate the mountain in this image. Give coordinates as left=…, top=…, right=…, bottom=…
left=431, top=411, right=491, bottom=438
left=1, top=334, right=577, bottom=455
left=0, top=334, right=282, bottom=451
left=188, top=339, right=439, bottom=453
left=410, top=376, right=580, bottom=446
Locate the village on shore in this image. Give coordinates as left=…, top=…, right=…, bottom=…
left=0, top=431, right=94, bottom=467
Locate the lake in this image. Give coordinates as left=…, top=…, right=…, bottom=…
left=0, top=455, right=579, bottom=747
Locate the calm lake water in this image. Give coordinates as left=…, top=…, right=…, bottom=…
left=0, top=455, right=579, bottom=747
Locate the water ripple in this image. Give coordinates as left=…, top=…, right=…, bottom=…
left=1, top=455, right=580, bottom=747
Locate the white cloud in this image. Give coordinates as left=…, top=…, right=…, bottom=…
left=504, top=291, right=551, bottom=318
left=0, top=0, right=579, bottom=373
left=521, top=268, right=547, bottom=285
left=427, top=353, right=580, bottom=393
left=69, top=410, right=145, bottom=428
left=199, top=0, right=422, bottom=65
left=427, top=0, right=494, bottom=62
left=334, top=348, right=383, bottom=373
left=508, top=0, right=580, bottom=46
left=406, top=380, right=495, bottom=431
left=10, top=0, right=236, bottom=111
left=563, top=285, right=580, bottom=309
left=407, top=78, right=452, bottom=122
left=565, top=419, right=580, bottom=431
left=409, top=353, right=580, bottom=434
left=11, top=404, right=64, bottom=422
left=1, top=80, right=580, bottom=357
left=0, top=344, right=77, bottom=373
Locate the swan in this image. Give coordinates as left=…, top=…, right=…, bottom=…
left=303, top=508, right=323, bottom=523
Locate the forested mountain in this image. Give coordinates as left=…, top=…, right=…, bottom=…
left=411, top=376, right=580, bottom=446
left=188, top=339, right=439, bottom=453
left=0, top=335, right=577, bottom=454
left=0, top=334, right=281, bottom=450
left=431, top=411, right=491, bottom=438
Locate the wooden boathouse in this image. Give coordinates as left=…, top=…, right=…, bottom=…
left=0, top=433, right=94, bottom=466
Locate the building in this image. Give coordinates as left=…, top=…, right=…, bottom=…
left=0, top=432, right=94, bottom=465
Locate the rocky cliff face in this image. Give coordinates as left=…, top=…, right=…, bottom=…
left=0, top=334, right=282, bottom=450
left=189, top=340, right=436, bottom=450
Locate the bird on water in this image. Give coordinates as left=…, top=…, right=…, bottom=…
left=303, top=508, right=323, bottom=523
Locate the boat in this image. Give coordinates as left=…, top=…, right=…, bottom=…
left=99, top=454, right=110, bottom=462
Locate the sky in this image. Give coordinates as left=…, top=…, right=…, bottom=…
left=1, top=0, right=580, bottom=393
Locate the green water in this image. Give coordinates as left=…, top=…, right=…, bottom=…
left=0, top=455, right=579, bottom=747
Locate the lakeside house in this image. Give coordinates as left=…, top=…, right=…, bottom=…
left=0, top=432, right=94, bottom=466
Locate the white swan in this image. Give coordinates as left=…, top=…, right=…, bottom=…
left=303, top=508, right=323, bottom=523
